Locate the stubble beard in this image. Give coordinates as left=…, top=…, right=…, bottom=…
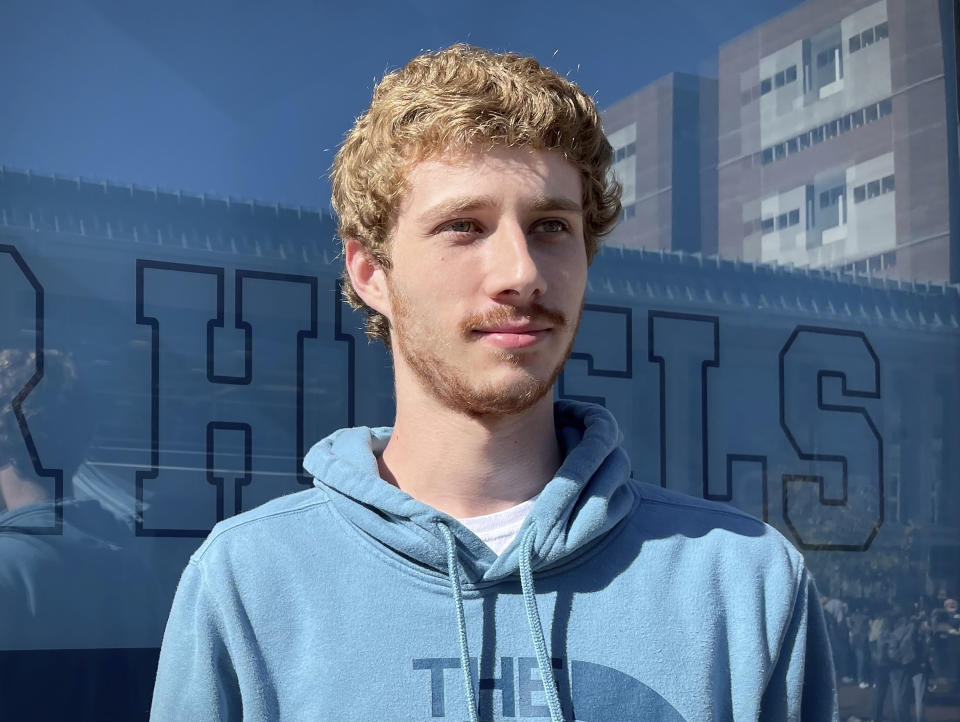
left=388, top=285, right=582, bottom=418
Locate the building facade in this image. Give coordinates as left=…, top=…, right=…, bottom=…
left=603, top=0, right=959, bottom=284
left=602, top=73, right=718, bottom=255
left=717, top=0, right=959, bottom=281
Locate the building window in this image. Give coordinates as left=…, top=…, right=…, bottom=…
left=850, top=35, right=861, bottom=53
left=826, top=119, right=839, bottom=139
left=817, top=49, right=833, bottom=67
left=775, top=143, right=786, bottom=160
left=867, top=180, right=881, bottom=199
left=787, top=138, right=798, bottom=154
left=811, top=127, right=824, bottom=144
left=854, top=185, right=866, bottom=203
left=761, top=78, right=772, bottom=95
left=775, top=71, right=785, bottom=88
left=624, top=203, right=636, bottom=220
left=876, top=21, right=889, bottom=40
left=840, top=114, right=852, bottom=133
left=862, top=27, right=875, bottom=47
left=786, top=65, right=797, bottom=83
left=626, top=142, right=635, bottom=157
left=852, top=108, right=865, bottom=127
left=821, top=185, right=845, bottom=209
left=866, top=104, right=879, bottom=122
left=799, top=132, right=811, bottom=149
left=761, top=217, right=774, bottom=233
left=762, top=148, right=774, bottom=165
left=777, top=213, right=788, bottom=230
left=882, top=174, right=895, bottom=193
left=879, top=98, right=892, bottom=117
left=788, top=209, right=800, bottom=226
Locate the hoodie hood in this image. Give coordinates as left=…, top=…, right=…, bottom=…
left=302, top=399, right=636, bottom=584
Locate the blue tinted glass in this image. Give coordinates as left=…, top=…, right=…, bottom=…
left=1, top=0, right=958, bottom=720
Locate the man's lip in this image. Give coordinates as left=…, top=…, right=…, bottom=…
left=474, top=324, right=550, bottom=333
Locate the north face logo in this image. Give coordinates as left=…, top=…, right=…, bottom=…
left=412, top=656, right=684, bottom=720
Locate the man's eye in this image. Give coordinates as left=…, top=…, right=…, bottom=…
left=444, top=220, right=478, bottom=233
left=532, top=219, right=568, bottom=233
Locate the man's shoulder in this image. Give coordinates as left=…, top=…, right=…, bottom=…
left=190, top=486, right=332, bottom=563
left=624, top=478, right=806, bottom=575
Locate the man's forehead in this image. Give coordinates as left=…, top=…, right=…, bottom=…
left=398, top=145, right=583, bottom=213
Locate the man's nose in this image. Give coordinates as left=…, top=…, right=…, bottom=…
left=482, top=221, right=546, bottom=303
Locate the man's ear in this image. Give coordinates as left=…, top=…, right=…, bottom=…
left=344, top=239, right=391, bottom=318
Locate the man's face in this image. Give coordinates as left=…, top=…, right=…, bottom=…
left=382, top=145, right=588, bottom=417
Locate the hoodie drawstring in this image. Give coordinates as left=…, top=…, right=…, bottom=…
left=438, top=522, right=480, bottom=722
left=437, top=521, right=564, bottom=722
left=519, top=525, right=563, bottom=722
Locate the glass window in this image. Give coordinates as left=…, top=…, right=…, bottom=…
left=3, top=4, right=957, bottom=720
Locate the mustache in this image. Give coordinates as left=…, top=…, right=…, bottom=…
left=459, top=303, right=567, bottom=333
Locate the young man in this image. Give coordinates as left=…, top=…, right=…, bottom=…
left=152, top=45, right=837, bottom=720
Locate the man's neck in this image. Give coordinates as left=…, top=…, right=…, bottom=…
left=377, top=389, right=560, bottom=519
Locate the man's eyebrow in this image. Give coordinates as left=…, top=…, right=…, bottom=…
left=527, top=195, right=583, bottom=213
left=420, top=194, right=582, bottom=222
left=419, top=195, right=499, bottom=222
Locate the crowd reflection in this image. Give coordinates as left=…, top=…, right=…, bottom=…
left=823, top=592, right=960, bottom=721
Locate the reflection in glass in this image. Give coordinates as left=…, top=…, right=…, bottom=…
left=0, top=349, right=164, bottom=650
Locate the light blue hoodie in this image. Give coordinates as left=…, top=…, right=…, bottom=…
left=151, top=401, right=837, bottom=721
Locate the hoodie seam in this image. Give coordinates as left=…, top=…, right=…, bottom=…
left=760, top=559, right=806, bottom=694
left=637, top=493, right=767, bottom=526
left=192, top=498, right=332, bottom=562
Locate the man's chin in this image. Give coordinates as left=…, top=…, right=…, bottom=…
left=448, top=379, right=554, bottom=418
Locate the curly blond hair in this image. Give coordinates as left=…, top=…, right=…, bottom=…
left=330, top=43, right=621, bottom=346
